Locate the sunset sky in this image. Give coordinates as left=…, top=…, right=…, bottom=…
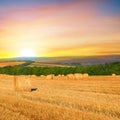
left=0, top=0, right=120, bottom=58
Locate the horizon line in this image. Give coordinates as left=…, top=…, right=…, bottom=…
left=0, top=54, right=120, bottom=60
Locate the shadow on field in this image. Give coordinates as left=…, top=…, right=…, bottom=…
left=31, top=88, right=38, bottom=92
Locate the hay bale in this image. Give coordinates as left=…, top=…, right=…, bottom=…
left=61, top=75, right=67, bottom=80
left=74, top=73, right=83, bottom=80
left=14, top=75, right=31, bottom=92
left=67, top=74, right=75, bottom=80
left=57, top=75, right=62, bottom=80
left=46, top=74, right=54, bottom=80
left=53, top=75, right=57, bottom=80
left=56, top=75, right=62, bottom=80
left=83, top=73, right=89, bottom=78
left=61, top=75, right=65, bottom=77
left=40, top=75, right=45, bottom=77
left=31, top=75, right=37, bottom=78
left=112, top=73, right=116, bottom=76
left=40, top=75, right=46, bottom=79
left=61, top=75, right=65, bottom=80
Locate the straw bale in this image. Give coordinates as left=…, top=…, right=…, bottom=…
left=14, top=75, right=31, bottom=92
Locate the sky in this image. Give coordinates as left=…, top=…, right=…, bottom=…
left=0, top=0, right=120, bottom=58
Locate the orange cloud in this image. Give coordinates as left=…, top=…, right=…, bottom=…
left=45, top=39, right=120, bottom=56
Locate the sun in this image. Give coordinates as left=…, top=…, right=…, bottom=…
left=20, top=49, right=36, bottom=57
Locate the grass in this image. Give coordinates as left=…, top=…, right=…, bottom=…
left=0, top=75, right=120, bottom=120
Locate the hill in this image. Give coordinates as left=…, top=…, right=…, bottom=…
left=0, top=55, right=120, bottom=66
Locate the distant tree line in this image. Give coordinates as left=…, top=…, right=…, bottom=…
left=0, top=62, right=120, bottom=76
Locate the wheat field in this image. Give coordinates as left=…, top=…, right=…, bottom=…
left=0, top=62, right=25, bottom=67
left=0, top=75, right=120, bottom=120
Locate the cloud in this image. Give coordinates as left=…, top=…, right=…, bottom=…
left=46, top=39, right=120, bottom=56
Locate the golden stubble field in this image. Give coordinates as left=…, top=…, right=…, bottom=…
left=0, top=75, right=120, bottom=120
left=0, top=62, right=25, bottom=67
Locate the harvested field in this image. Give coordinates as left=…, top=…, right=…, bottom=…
left=0, top=75, right=120, bottom=120
left=0, top=62, right=25, bottom=67
left=28, top=62, right=71, bottom=67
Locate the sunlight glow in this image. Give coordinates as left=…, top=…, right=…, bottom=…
left=20, top=49, right=36, bottom=57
